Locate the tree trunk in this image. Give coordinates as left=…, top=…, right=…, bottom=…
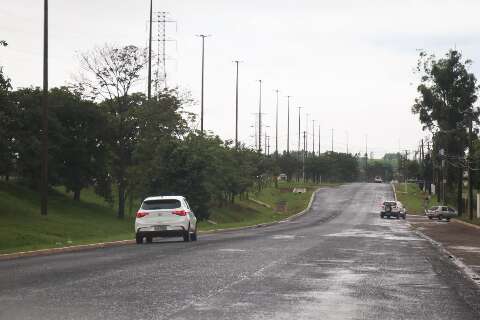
left=118, top=180, right=126, bottom=219
left=73, top=187, right=81, bottom=201
left=457, top=166, right=463, bottom=215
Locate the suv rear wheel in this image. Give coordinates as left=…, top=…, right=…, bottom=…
left=183, top=229, right=191, bottom=242
left=191, top=229, right=197, bottom=241
left=135, top=234, right=143, bottom=244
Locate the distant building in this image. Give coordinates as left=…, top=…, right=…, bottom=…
left=278, top=173, right=288, bottom=181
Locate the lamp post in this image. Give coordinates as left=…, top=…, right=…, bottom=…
left=41, top=0, right=49, bottom=216
left=196, top=34, right=210, bottom=133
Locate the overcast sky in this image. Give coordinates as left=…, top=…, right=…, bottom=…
left=2, top=0, right=480, bottom=157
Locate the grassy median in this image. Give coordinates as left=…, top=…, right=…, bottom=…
left=0, top=181, right=326, bottom=254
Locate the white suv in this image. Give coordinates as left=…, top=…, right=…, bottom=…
left=135, top=196, right=197, bottom=244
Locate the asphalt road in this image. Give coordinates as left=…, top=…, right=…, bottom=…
left=1, top=183, right=480, bottom=320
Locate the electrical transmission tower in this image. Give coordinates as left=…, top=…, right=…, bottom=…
left=153, top=11, right=176, bottom=93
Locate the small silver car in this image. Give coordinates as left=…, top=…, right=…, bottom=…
left=426, top=206, right=457, bottom=221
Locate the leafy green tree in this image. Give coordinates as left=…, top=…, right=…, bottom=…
left=0, top=68, right=14, bottom=180
left=51, top=87, right=109, bottom=201
left=412, top=50, right=478, bottom=211
left=76, top=44, right=148, bottom=218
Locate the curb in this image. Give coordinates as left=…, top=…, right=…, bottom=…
left=0, top=188, right=321, bottom=261
left=0, top=240, right=135, bottom=261
left=452, top=218, right=480, bottom=230
left=413, top=229, right=480, bottom=287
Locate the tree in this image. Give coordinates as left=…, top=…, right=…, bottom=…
left=412, top=50, right=478, bottom=211
left=51, top=87, right=108, bottom=201
left=0, top=68, right=14, bottom=180
left=76, top=44, right=148, bottom=218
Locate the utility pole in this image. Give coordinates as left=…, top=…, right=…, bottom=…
left=297, top=107, right=302, bottom=156
left=286, top=96, right=291, bottom=154
left=365, top=135, right=368, bottom=181
left=318, top=124, right=321, bottom=156
left=275, top=89, right=279, bottom=156
left=196, top=34, right=210, bottom=133
left=306, top=113, right=310, bottom=154
left=147, top=0, right=153, bottom=100
left=331, top=129, right=334, bottom=152
left=258, top=80, right=262, bottom=153
left=303, top=131, right=306, bottom=181
left=469, top=114, right=474, bottom=220
left=312, top=120, right=315, bottom=155
left=41, top=0, right=49, bottom=216
left=267, top=135, right=270, bottom=156
left=234, top=60, right=240, bottom=149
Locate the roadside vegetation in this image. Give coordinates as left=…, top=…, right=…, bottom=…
left=0, top=44, right=358, bottom=224
left=394, top=183, right=441, bottom=215
left=0, top=180, right=332, bottom=254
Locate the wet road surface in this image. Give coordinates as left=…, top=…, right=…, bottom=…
left=1, top=183, right=479, bottom=319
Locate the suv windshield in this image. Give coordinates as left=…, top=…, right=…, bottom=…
left=142, top=199, right=181, bottom=210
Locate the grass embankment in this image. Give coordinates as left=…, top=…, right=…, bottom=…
left=199, top=181, right=326, bottom=231
left=0, top=182, right=133, bottom=254
left=0, top=181, right=327, bottom=254
left=394, top=183, right=440, bottom=215
left=394, top=182, right=480, bottom=226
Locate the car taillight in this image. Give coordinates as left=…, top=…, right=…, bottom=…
left=136, top=211, right=149, bottom=218
left=172, top=210, right=187, bottom=216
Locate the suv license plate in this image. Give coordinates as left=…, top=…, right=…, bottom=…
left=154, top=226, right=167, bottom=231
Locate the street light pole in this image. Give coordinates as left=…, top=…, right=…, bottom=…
left=468, top=113, right=474, bottom=220
left=286, top=96, right=291, bottom=154
left=196, top=34, right=210, bottom=133
left=147, top=0, right=153, bottom=100
left=258, top=80, right=262, bottom=153
left=234, top=60, right=240, bottom=149
left=275, top=89, right=279, bottom=156
left=41, top=0, right=49, bottom=216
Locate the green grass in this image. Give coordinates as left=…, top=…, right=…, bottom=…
left=199, top=181, right=327, bottom=231
left=0, top=182, right=134, bottom=255
left=394, top=183, right=441, bottom=215
left=0, top=181, right=327, bottom=254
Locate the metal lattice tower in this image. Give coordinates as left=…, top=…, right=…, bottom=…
left=153, top=11, right=176, bottom=94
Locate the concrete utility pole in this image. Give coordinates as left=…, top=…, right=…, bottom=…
left=234, top=60, right=240, bottom=149
left=468, top=114, right=474, bottom=220
left=286, top=96, right=291, bottom=154
left=306, top=113, right=310, bottom=154
left=331, top=129, right=334, bottom=152
left=196, top=34, right=210, bottom=133
left=297, top=107, right=302, bottom=155
left=275, top=89, right=279, bottom=156
left=303, top=131, right=306, bottom=181
left=365, top=135, right=368, bottom=181
left=41, top=0, right=49, bottom=216
left=318, top=124, right=321, bottom=156
left=258, top=80, right=262, bottom=153
left=312, top=120, right=315, bottom=155
left=147, top=0, right=153, bottom=100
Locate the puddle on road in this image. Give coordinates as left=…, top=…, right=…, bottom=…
left=324, top=229, right=423, bottom=241
left=218, top=248, right=247, bottom=253
left=271, top=235, right=303, bottom=240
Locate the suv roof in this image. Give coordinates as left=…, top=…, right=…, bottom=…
left=143, top=195, right=185, bottom=201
